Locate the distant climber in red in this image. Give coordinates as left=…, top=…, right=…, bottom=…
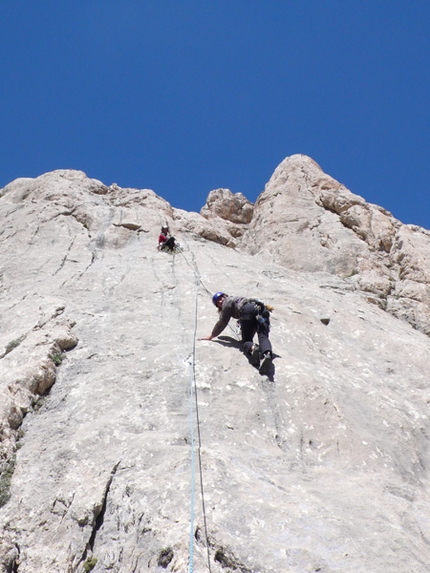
left=158, top=225, right=176, bottom=252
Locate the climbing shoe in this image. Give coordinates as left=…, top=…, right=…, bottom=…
left=250, top=344, right=260, bottom=367
left=259, top=352, right=272, bottom=376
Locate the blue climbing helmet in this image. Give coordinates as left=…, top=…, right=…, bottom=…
left=212, top=292, right=226, bottom=307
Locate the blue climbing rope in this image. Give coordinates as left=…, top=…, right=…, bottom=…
left=188, top=273, right=198, bottom=572
left=186, top=249, right=212, bottom=573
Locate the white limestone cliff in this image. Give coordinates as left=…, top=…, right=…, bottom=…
left=0, top=156, right=430, bottom=573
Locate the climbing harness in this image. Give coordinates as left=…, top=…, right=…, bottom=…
left=249, top=299, right=265, bottom=323
left=249, top=299, right=274, bottom=325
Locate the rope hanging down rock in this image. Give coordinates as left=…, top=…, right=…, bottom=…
left=184, top=248, right=212, bottom=573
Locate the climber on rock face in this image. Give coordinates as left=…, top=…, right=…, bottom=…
left=158, top=225, right=176, bottom=252
left=199, top=292, right=273, bottom=375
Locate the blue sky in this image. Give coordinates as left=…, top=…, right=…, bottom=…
left=1, top=2, right=429, bottom=228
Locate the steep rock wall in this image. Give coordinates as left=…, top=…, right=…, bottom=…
left=0, top=159, right=430, bottom=573
left=240, top=154, right=430, bottom=335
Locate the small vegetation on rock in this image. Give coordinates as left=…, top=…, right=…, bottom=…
left=5, top=335, right=26, bottom=355
left=33, top=396, right=46, bottom=412
left=0, top=456, right=16, bottom=508
left=157, top=547, right=174, bottom=568
left=83, top=556, right=98, bottom=572
left=344, top=268, right=358, bottom=278
left=50, top=351, right=64, bottom=366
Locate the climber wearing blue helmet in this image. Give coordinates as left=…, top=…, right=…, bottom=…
left=212, top=292, right=226, bottom=307
left=200, top=292, right=273, bottom=375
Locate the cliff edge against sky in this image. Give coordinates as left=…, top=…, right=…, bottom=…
left=1, top=155, right=430, bottom=573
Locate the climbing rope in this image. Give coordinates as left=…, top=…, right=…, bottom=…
left=188, top=300, right=197, bottom=572
left=184, top=246, right=212, bottom=573
left=178, top=241, right=239, bottom=342
left=156, top=234, right=233, bottom=571
left=177, top=241, right=212, bottom=297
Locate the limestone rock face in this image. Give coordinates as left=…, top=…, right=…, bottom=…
left=189, top=188, right=255, bottom=247
left=242, top=154, right=430, bottom=335
left=200, top=188, right=254, bottom=224
left=1, top=158, right=430, bottom=573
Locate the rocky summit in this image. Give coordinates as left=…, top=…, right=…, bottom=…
left=1, top=155, right=430, bottom=573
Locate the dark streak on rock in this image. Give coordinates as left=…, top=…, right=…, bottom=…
left=88, top=462, right=121, bottom=551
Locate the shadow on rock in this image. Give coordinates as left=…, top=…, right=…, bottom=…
left=216, top=336, right=277, bottom=382
left=261, top=360, right=275, bottom=382
left=254, top=353, right=278, bottom=383
left=214, top=335, right=242, bottom=349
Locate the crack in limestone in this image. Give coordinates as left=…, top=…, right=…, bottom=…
left=202, top=533, right=253, bottom=573
left=52, top=236, right=77, bottom=276
left=194, top=528, right=255, bottom=573
left=1, top=542, right=20, bottom=573
left=213, top=546, right=253, bottom=573
left=32, top=306, right=66, bottom=331
left=79, top=461, right=121, bottom=568
left=59, top=252, right=97, bottom=289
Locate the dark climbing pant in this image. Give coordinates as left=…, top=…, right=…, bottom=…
left=239, top=302, right=272, bottom=358
left=161, top=237, right=175, bottom=251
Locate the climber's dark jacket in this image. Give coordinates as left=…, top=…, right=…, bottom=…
left=211, top=296, right=248, bottom=338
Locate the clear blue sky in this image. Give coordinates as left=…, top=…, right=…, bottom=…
left=1, top=2, right=429, bottom=228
